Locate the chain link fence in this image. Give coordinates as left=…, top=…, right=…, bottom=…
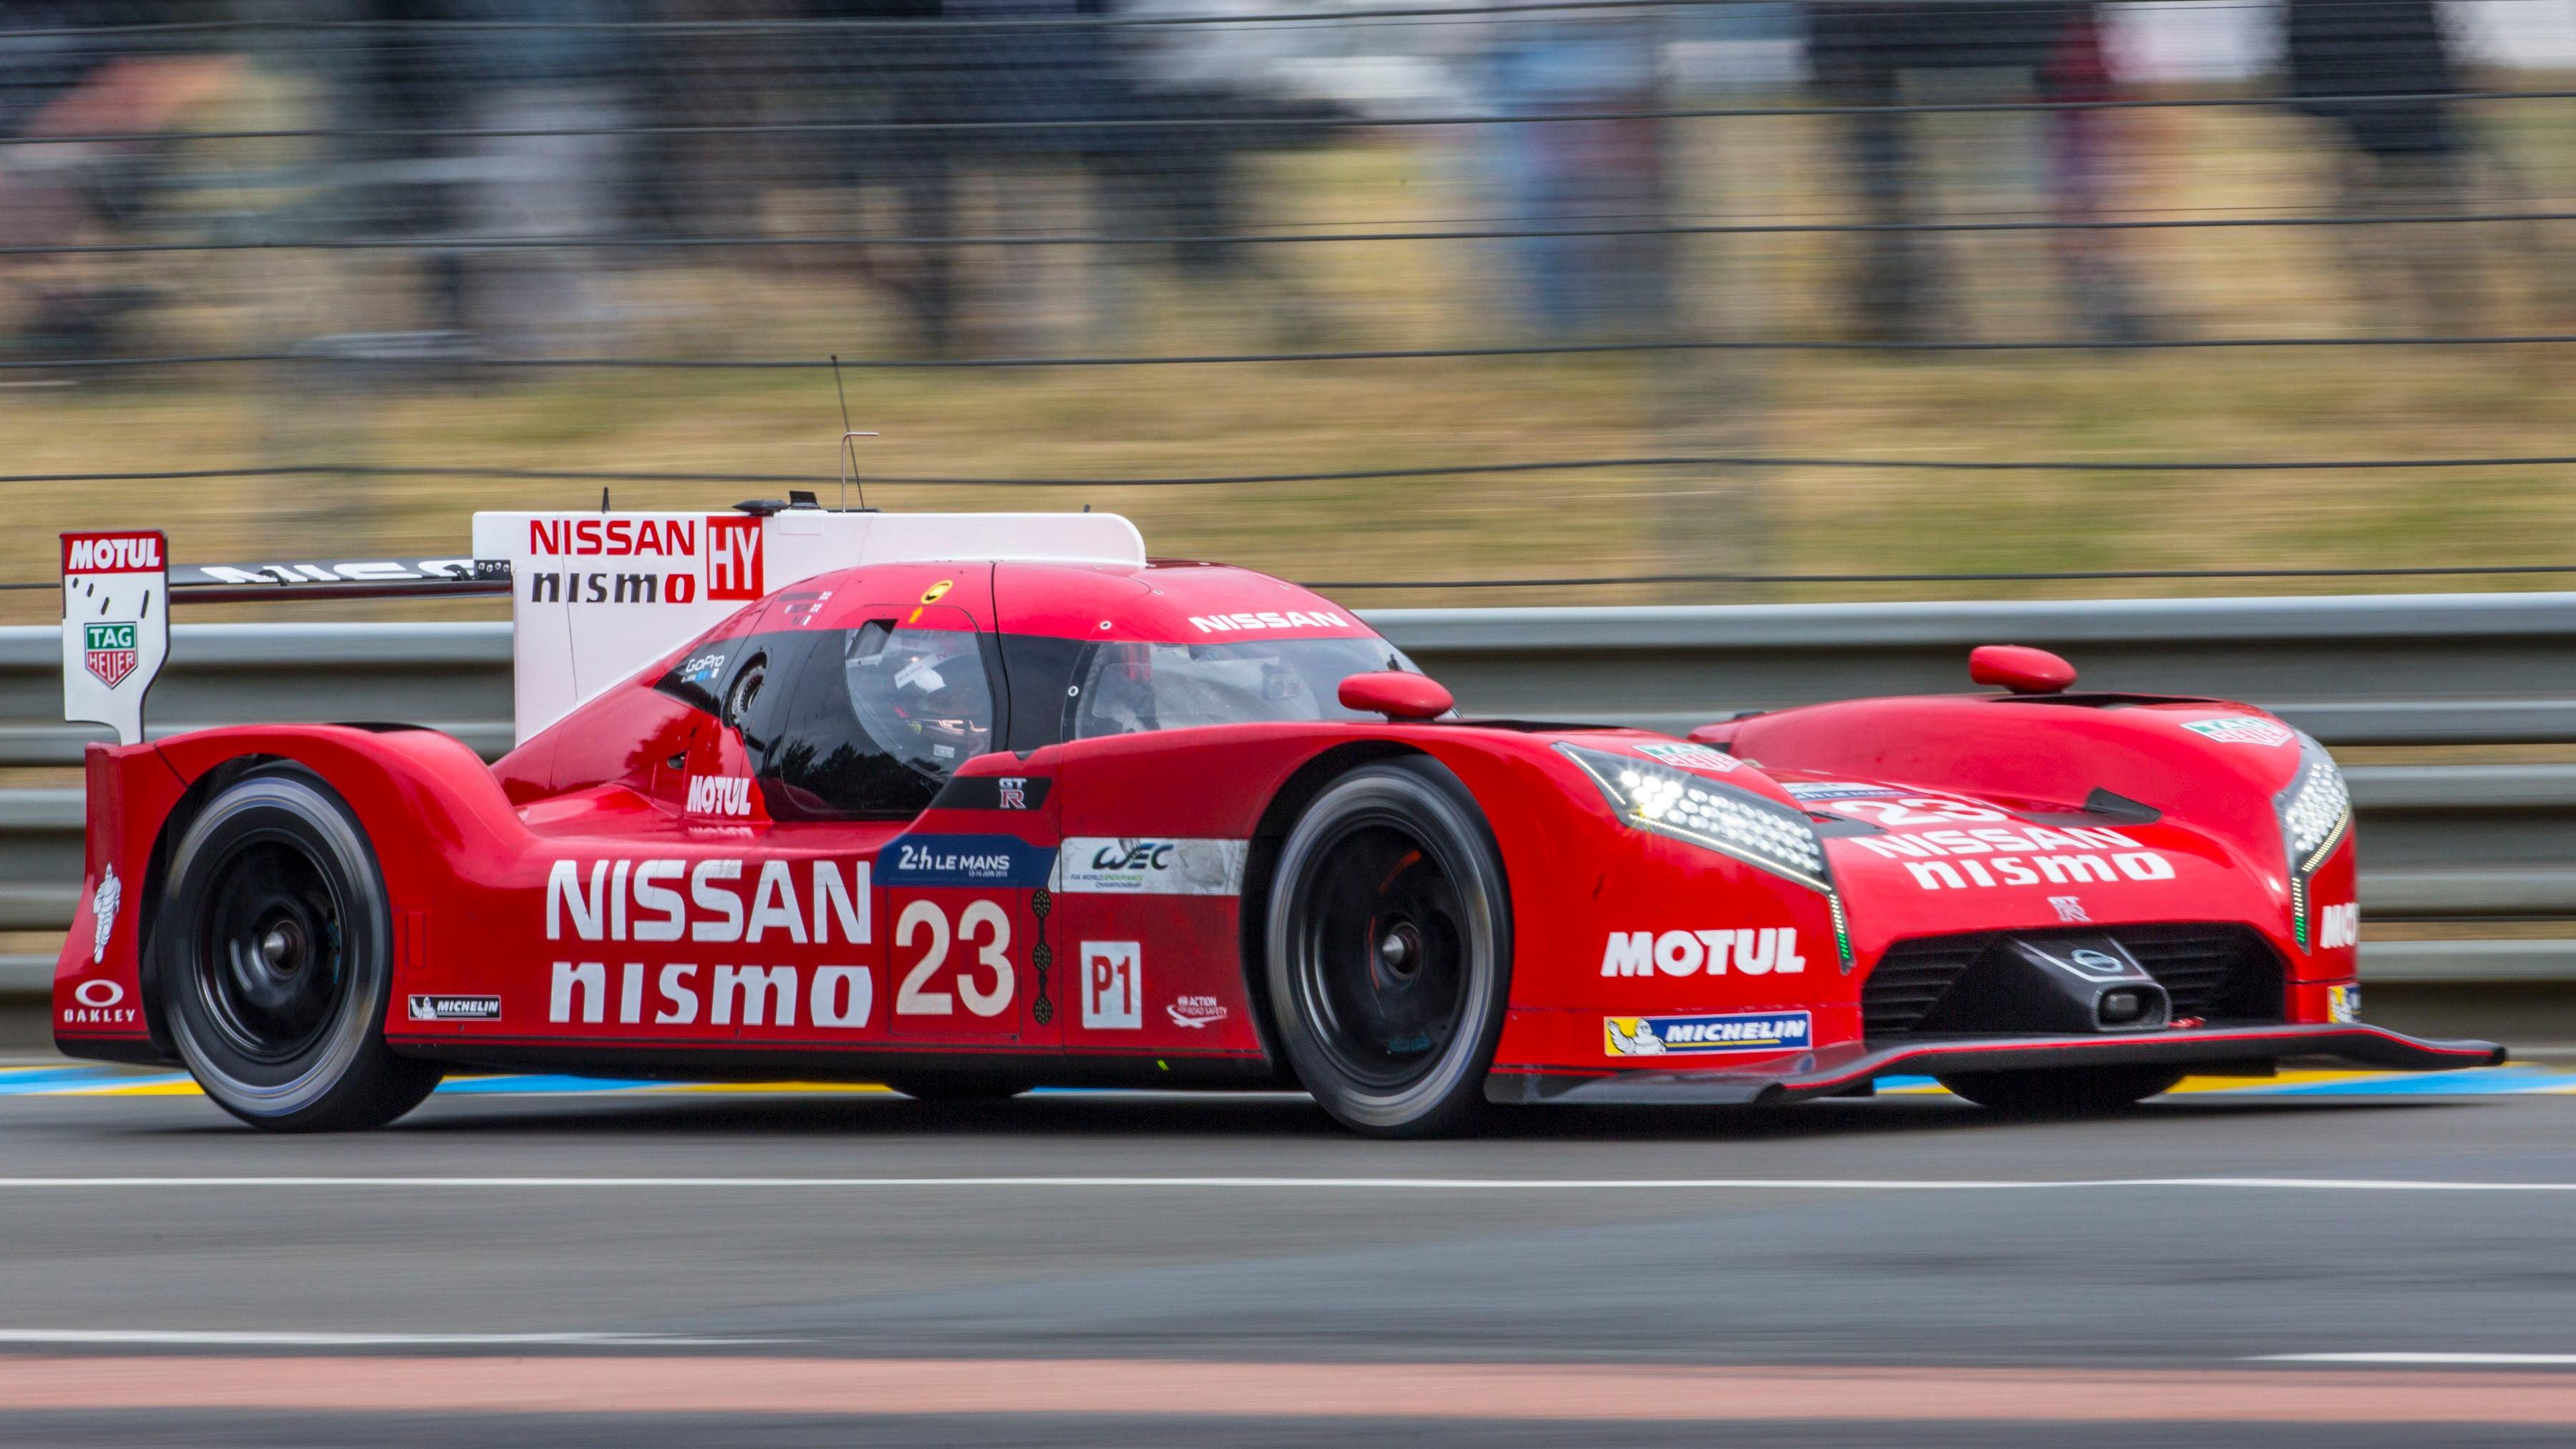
left=2, top=1, right=2573, bottom=599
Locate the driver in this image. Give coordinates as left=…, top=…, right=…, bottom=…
left=858, top=630, right=993, bottom=765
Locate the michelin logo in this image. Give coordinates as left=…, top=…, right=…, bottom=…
left=1605, top=1010, right=1812, bottom=1057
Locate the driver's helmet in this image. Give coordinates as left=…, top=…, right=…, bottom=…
left=873, top=631, right=991, bottom=762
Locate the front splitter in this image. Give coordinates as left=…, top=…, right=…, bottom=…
left=1487, top=1022, right=2507, bottom=1106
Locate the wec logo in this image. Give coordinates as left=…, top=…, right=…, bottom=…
left=1091, top=842, right=1175, bottom=873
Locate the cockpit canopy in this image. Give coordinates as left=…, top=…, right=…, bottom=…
left=653, top=560, right=1418, bottom=819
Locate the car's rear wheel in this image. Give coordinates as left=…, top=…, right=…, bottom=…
left=1936, top=1065, right=2184, bottom=1113
left=157, top=765, right=441, bottom=1131
left=1265, top=758, right=1511, bottom=1137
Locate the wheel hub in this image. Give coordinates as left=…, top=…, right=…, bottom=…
left=198, top=839, right=347, bottom=1064
left=1294, top=825, right=1472, bottom=1091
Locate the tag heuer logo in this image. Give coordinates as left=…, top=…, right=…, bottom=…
left=83, top=622, right=138, bottom=689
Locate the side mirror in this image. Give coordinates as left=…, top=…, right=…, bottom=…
left=1970, top=644, right=2076, bottom=695
left=1338, top=671, right=1454, bottom=721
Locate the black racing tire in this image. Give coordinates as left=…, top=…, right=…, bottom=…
left=155, top=765, right=441, bottom=1131
left=1936, top=1065, right=2186, bottom=1114
left=1264, top=757, right=1512, bottom=1138
left=884, top=1077, right=1031, bottom=1104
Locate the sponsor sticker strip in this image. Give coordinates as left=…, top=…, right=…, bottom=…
left=1053, top=838, right=1248, bottom=896
left=1605, top=1011, right=1814, bottom=1057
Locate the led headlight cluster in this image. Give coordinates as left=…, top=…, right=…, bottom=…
left=1558, top=744, right=1829, bottom=892
left=2281, top=751, right=2352, bottom=866
left=2274, top=733, right=2354, bottom=951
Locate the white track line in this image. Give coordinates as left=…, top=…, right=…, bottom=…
left=0, top=1175, right=2570, bottom=1191
left=2255, top=1353, right=2576, bottom=1365
left=0, top=1330, right=772, bottom=1348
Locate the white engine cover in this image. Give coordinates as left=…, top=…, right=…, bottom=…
left=472, top=509, right=1145, bottom=743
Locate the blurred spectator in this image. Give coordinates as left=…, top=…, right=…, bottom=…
left=1475, top=19, right=1673, bottom=339
left=0, top=2, right=242, bottom=357
left=440, top=0, right=641, bottom=354
left=2284, top=0, right=2473, bottom=331
left=1807, top=1, right=2100, bottom=343
left=2041, top=8, right=2149, bottom=343
left=288, top=0, right=641, bottom=357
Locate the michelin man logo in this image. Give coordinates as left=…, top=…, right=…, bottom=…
left=90, top=866, right=119, bottom=964
left=1605, top=1017, right=1668, bottom=1056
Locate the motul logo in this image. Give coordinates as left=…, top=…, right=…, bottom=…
left=706, top=517, right=763, bottom=600
left=62, top=533, right=164, bottom=573
left=686, top=775, right=753, bottom=816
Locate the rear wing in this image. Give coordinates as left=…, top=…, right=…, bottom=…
left=60, top=534, right=507, bottom=747
left=63, top=508, right=1147, bottom=749
left=62, top=532, right=172, bottom=746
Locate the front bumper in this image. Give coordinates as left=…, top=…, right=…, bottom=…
left=1486, top=1023, right=2507, bottom=1106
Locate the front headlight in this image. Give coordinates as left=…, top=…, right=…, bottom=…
left=2274, top=734, right=2353, bottom=951
left=1557, top=743, right=1830, bottom=893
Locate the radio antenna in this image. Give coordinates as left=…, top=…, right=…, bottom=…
left=830, top=355, right=878, bottom=511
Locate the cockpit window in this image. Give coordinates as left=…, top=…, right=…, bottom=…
left=845, top=621, right=996, bottom=774
left=1066, top=637, right=1418, bottom=740
left=747, top=620, right=997, bottom=820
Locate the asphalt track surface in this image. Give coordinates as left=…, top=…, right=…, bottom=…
left=9, top=1070, right=2576, bottom=1445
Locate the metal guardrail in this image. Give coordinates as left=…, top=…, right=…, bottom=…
left=0, top=593, right=2570, bottom=993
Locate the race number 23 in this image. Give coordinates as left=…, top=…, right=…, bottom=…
left=894, top=898, right=1014, bottom=1017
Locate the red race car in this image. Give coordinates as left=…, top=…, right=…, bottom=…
left=52, top=508, right=2499, bottom=1135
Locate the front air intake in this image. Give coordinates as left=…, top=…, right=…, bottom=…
left=1862, top=924, right=2285, bottom=1040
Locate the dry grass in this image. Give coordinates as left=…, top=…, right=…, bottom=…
left=4, top=92, right=2575, bottom=624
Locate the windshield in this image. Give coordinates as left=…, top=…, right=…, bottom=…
left=1067, top=637, right=1421, bottom=740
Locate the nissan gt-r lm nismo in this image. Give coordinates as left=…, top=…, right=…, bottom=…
left=51, top=510, right=2500, bottom=1135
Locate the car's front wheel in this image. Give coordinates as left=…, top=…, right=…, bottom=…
left=1937, top=1065, right=2184, bottom=1114
left=1265, top=758, right=1512, bottom=1137
left=156, top=765, right=441, bottom=1131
